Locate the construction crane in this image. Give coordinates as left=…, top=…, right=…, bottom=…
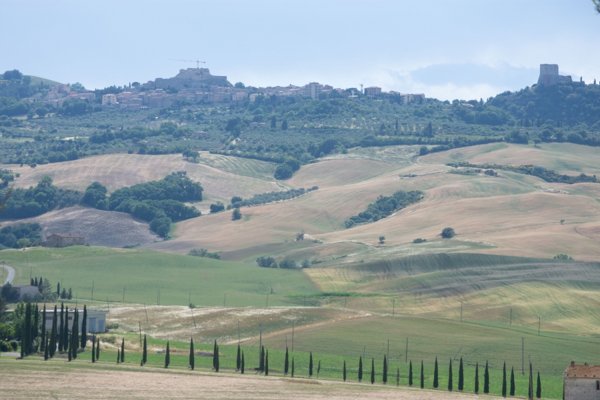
left=170, top=59, right=207, bottom=69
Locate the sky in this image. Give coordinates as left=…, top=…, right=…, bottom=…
left=1, top=0, right=599, bottom=100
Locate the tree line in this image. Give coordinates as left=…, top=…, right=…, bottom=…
left=345, top=190, right=424, bottom=228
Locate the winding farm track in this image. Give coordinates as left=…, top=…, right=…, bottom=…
left=0, top=263, right=15, bottom=285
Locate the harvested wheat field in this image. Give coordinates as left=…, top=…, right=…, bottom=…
left=0, top=359, right=499, bottom=400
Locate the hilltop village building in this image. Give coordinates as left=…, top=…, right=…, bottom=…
left=538, top=64, right=573, bottom=86
left=564, top=362, right=600, bottom=400
left=36, top=67, right=428, bottom=110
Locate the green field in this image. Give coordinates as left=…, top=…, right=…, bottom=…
left=0, top=246, right=318, bottom=307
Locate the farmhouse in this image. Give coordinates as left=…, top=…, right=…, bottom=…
left=564, top=361, right=600, bottom=400
left=13, top=285, right=40, bottom=300
left=42, top=308, right=107, bottom=334
left=43, top=233, right=86, bottom=248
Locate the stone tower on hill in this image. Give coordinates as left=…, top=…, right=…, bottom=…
left=537, top=64, right=572, bottom=86
left=145, top=68, right=232, bottom=90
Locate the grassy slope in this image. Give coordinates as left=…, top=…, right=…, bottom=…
left=0, top=246, right=318, bottom=307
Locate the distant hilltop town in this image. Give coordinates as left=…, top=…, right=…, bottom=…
left=38, top=67, right=426, bottom=111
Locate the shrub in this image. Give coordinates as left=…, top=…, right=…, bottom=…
left=413, top=238, right=427, bottom=243
left=231, top=208, right=242, bottom=221
left=188, top=248, right=220, bottom=259
left=553, top=253, right=573, bottom=261
left=441, top=227, right=455, bottom=239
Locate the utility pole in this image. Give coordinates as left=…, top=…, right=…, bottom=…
left=190, top=307, right=197, bottom=328
left=122, top=287, right=126, bottom=303
left=405, top=338, right=409, bottom=363
left=266, top=293, right=269, bottom=308
left=387, top=339, right=390, bottom=358
left=460, top=301, right=463, bottom=322
left=157, top=289, right=160, bottom=306
left=144, top=304, right=149, bottom=323
left=138, top=321, right=142, bottom=347
left=237, top=320, right=240, bottom=344
left=510, top=308, right=512, bottom=326
left=392, top=298, right=396, bottom=316
left=91, top=281, right=94, bottom=301
left=538, top=316, right=541, bottom=336
left=259, top=323, right=263, bottom=361
left=223, top=293, right=226, bottom=307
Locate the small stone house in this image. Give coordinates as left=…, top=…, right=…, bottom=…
left=44, top=233, right=85, bottom=248
left=42, top=308, right=107, bottom=334
left=564, top=362, right=600, bottom=400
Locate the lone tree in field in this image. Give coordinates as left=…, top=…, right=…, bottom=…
left=458, top=357, right=464, bottom=391
left=213, top=340, right=220, bottom=372
left=484, top=361, right=490, bottom=394
left=284, top=346, right=289, bottom=375
left=141, top=335, right=147, bottom=366
left=309, top=352, right=314, bottom=377
left=237, top=344, right=242, bottom=371
left=448, top=359, right=453, bottom=391
left=474, top=362, right=479, bottom=394
left=189, top=337, right=195, bottom=370
left=408, top=360, right=413, bottom=386
left=358, top=356, right=363, bottom=382
left=441, top=227, right=455, bottom=239
left=536, top=371, right=542, bottom=399
left=510, top=366, right=516, bottom=396
left=165, top=341, right=170, bottom=368
left=378, top=235, right=385, bottom=245
left=232, top=207, right=242, bottom=221
left=370, top=358, right=375, bottom=384
left=433, top=357, right=439, bottom=388
left=502, top=362, right=507, bottom=397
left=343, top=360, right=347, bottom=381
left=241, top=351, right=245, bottom=374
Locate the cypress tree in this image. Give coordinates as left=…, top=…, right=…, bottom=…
left=284, top=346, right=289, bottom=375
left=43, top=336, right=49, bottom=360
left=62, top=306, right=69, bottom=353
left=484, top=361, right=490, bottom=394
left=189, top=337, right=195, bottom=370
left=458, top=357, right=464, bottom=391
left=528, top=363, right=533, bottom=400
left=141, top=335, right=147, bottom=366
left=165, top=341, right=170, bottom=368
left=67, top=334, right=72, bottom=361
left=214, top=343, right=219, bottom=372
left=408, top=360, right=412, bottom=386
left=265, top=350, right=269, bottom=376
left=120, top=338, right=125, bottom=363
left=116, top=349, right=120, bottom=364
left=474, top=362, right=479, bottom=394
left=241, top=351, right=245, bottom=374
left=80, top=305, right=87, bottom=349
left=433, top=356, right=439, bottom=388
left=49, top=305, right=57, bottom=358
left=33, top=304, right=39, bottom=350
left=22, top=302, right=31, bottom=356
left=259, top=345, right=265, bottom=372
left=358, top=356, right=363, bottom=382
left=95, top=337, right=100, bottom=361
left=236, top=343, right=241, bottom=371
left=536, top=371, right=541, bottom=399
left=58, top=303, right=64, bottom=352
left=370, top=358, right=375, bottom=384
left=40, top=305, right=47, bottom=353
left=420, top=361, right=425, bottom=388
left=448, top=359, right=453, bottom=391
left=343, top=360, right=347, bottom=381
left=309, top=352, right=313, bottom=377
left=91, top=336, right=96, bottom=363
left=382, top=355, right=388, bottom=384
left=502, top=362, right=507, bottom=397
left=396, top=367, right=400, bottom=386
left=510, top=366, right=515, bottom=396
left=213, top=340, right=219, bottom=371
left=57, top=282, right=60, bottom=297
left=71, top=309, right=79, bottom=359
left=317, top=360, right=321, bottom=378
left=291, top=357, right=295, bottom=378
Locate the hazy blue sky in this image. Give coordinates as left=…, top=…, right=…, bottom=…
left=2, top=0, right=599, bottom=100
